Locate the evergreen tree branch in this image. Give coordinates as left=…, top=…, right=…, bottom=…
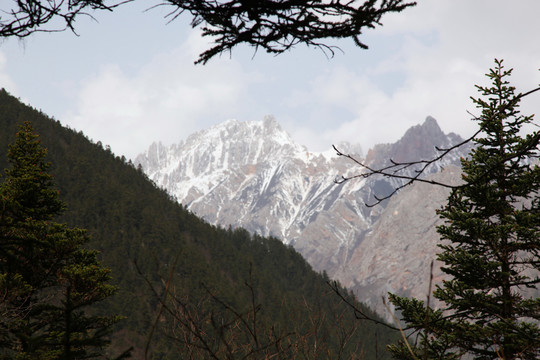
left=387, top=60, right=540, bottom=359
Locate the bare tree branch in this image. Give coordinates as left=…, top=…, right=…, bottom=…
left=327, top=280, right=401, bottom=332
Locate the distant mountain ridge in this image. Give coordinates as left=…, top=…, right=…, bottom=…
left=135, top=115, right=471, bottom=318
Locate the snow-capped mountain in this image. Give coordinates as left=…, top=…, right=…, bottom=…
left=135, top=115, right=470, bottom=317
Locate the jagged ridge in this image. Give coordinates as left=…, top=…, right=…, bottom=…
left=135, top=115, right=469, bottom=318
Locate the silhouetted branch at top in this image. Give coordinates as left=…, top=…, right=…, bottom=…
left=0, top=0, right=131, bottom=37
left=334, top=84, right=540, bottom=207
left=159, top=0, right=416, bottom=64
left=1, top=0, right=416, bottom=64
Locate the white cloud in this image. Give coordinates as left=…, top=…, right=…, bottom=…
left=285, top=0, right=540, bottom=153
left=63, top=31, right=265, bottom=159
left=4, top=0, right=540, bottom=158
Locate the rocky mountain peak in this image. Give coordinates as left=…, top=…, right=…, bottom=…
left=365, top=116, right=464, bottom=176
left=400, top=115, right=443, bottom=143
left=135, top=116, right=308, bottom=182
left=392, top=116, right=446, bottom=161
left=262, top=114, right=282, bottom=133
left=135, top=116, right=472, bottom=321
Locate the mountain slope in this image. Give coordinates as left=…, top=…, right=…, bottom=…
left=336, top=165, right=463, bottom=317
left=0, top=89, right=398, bottom=359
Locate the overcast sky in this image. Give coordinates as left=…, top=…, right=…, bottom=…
left=1, top=1, right=539, bottom=159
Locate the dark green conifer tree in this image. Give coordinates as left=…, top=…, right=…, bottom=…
left=0, top=122, right=127, bottom=359
left=388, top=60, right=540, bottom=359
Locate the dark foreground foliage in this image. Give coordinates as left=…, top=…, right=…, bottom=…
left=0, top=122, right=130, bottom=359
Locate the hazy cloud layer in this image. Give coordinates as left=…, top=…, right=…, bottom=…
left=286, top=1, right=540, bottom=152
left=2, top=0, right=539, bottom=158
left=64, top=30, right=265, bottom=157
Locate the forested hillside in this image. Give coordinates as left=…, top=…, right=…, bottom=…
left=0, top=89, right=399, bottom=359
